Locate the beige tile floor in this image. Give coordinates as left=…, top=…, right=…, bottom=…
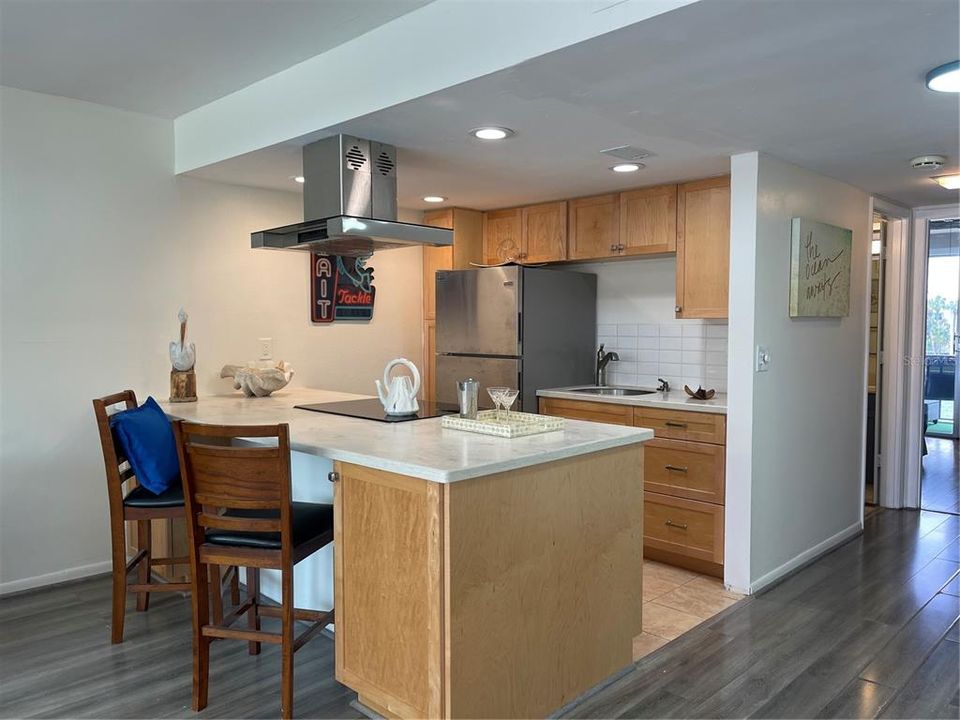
left=633, top=560, right=744, bottom=661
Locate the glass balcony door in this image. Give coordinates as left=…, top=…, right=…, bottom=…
left=923, top=218, right=959, bottom=440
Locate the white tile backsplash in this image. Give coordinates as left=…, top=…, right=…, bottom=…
left=594, top=319, right=728, bottom=392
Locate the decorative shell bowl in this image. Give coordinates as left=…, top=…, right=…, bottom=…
left=220, top=361, right=293, bottom=397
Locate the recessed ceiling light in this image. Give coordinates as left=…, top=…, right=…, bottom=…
left=926, top=60, right=960, bottom=92
left=470, top=126, right=515, bottom=141
left=611, top=163, right=644, bottom=173
left=932, top=174, right=960, bottom=190
left=423, top=196, right=446, bottom=203
left=292, top=175, right=305, bottom=184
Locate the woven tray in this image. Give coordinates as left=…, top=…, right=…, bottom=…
left=441, top=410, right=564, bottom=438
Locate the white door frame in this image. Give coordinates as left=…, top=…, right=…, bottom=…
left=870, top=198, right=911, bottom=508
left=904, top=203, right=960, bottom=508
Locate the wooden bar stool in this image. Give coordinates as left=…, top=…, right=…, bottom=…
left=173, top=420, right=334, bottom=720
left=93, top=391, right=239, bottom=643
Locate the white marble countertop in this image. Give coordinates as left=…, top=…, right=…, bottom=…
left=537, top=386, right=728, bottom=414
left=159, top=388, right=652, bottom=484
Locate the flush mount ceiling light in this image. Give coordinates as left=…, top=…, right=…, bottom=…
left=611, top=163, right=644, bottom=173
left=423, top=196, right=446, bottom=203
left=292, top=175, right=305, bottom=184
left=469, top=126, right=515, bottom=141
left=926, top=60, right=960, bottom=92
left=911, top=155, right=947, bottom=170
left=932, top=174, right=960, bottom=190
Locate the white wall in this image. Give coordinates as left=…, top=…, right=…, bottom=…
left=568, top=258, right=728, bottom=391
left=727, top=152, right=871, bottom=593
left=0, top=87, right=423, bottom=592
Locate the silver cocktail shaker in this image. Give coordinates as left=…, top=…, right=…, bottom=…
left=457, top=378, right=479, bottom=419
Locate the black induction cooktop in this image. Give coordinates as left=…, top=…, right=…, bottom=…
left=295, top=398, right=458, bottom=423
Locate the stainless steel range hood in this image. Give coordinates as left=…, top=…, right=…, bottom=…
left=251, top=135, right=452, bottom=256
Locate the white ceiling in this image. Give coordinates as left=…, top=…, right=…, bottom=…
left=191, top=0, right=960, bottom=209
left=0, top=0, right=431, bottom=118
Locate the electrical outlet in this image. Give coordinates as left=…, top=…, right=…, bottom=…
left=258, top=337, right=273, bottom=360
left=755, top=345, right=771, bottom=372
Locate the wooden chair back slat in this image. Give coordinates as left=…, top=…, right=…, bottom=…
left=183, top=446, right=283, bottom=507
left=174, top=421, right=293, bottom=543
left=198, top=513, right=282, bottom=533
left=195, top=495, right=280, bottom=510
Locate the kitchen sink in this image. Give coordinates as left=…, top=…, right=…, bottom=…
left=569, top=387, right=656, bottom=396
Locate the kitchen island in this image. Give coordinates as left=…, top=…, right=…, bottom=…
left=161, top=388, right=652, bottom=719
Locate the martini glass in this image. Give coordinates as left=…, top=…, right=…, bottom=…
left=487, top=387, right=509, bottom=422
left=500, top=388, right=519, bottom=420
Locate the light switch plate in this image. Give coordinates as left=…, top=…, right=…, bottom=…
left=258, top=337, right=273, bottom=360
left=756, top=345, right=771, bottom=372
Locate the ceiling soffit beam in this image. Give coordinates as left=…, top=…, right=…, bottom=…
left=173, top=0, right=700, bottom=174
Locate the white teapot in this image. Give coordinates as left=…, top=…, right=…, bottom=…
left=375, top=358, right=421, bottom=416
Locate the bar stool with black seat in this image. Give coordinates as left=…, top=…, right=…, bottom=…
left=173, top=420, right=334, bottom=720
left=93, top=390, right=239, bottom=643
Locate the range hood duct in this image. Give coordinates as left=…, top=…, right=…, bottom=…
left=251, top=134, right=452, bottom=256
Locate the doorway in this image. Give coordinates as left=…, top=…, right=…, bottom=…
left=920, top=217, right=959, bottom=514
left=865, top=214, right=887, bottom=505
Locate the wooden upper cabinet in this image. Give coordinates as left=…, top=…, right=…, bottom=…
left=676, top=176, right=730, bottom=319
left=422, top=207, right=482, bottom=321
left=521, top=201, right=567, bottom=263
left=568, top=194, right=619, bottom=261
left=421, top=209, right=454, bottom=322
left=619, top=184, right=677, bottom=255
left=483, top=208, right=522, bottom=264
left=422, top=208, right=454, bottom=230
left=422, top=246, right=452, bottom=321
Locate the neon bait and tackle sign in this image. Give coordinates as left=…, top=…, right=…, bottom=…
left=311, top=253, right=376, bottom=323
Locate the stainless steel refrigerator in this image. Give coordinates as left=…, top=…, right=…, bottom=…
left=435, top=266, right=597, bottom=411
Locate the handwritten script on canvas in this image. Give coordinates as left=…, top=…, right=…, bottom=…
left=789, top=218, right=852, bottom=317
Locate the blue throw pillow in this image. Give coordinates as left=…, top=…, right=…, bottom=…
left=110, top=396, right=180, bottom=495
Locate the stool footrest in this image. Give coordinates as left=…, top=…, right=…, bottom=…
left=202, top=625, right=282, bottom=644
left=127, top=582, right=191, bottom=593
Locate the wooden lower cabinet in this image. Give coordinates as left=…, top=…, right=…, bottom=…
left=539, top=397, right=727, bottom=577
left=333, top=464, right=443, bottom=719
left=634, top=407, right=726, bottom=444
left=644, top=492, right=724, bottom=567
left=537, top=396, right=632, bottom=425
left=644, top=438, right=725, bottom=505
left=333, top=448, right=644, bottom=718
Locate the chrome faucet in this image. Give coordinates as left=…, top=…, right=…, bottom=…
left=596, top=344, right=620, bottom=386
left=657, top=377, right=670, bottom=393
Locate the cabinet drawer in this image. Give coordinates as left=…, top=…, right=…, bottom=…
left=538, top=397, right=632, bottom=426
left=644, top=438, right=725, bottom=504
left=634, top=407, right=725, bottom=444
left=644, top=492, right=724, bottom=565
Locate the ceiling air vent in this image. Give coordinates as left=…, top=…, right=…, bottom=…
left=375, top=150, right=396, bottom=176
left=345, top=144, right=367, bottom=171
left=600, top=145, right=656, bottom=162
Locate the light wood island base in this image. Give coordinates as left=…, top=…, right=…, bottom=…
left=333, top=445, right=644, bottom=719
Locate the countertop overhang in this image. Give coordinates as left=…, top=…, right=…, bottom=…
left=159, top=388, right=653, bottom=484
left=537, top=386, right=727, bottom=414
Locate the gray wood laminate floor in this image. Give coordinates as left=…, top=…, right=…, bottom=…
left=564, top=509, right=960, bottom=720
left=1, top=508, right=958, bottom=719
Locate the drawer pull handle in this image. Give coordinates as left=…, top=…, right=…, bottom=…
left=665, top=519, right=688, bottom=530
left=665, top=421, right=688, bottom=428
left=664, top=464, right=688, bottom=473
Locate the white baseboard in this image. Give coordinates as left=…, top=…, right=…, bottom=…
left=0, top=560, right=112, bottom=596
left=748, top=521, right=863, bottom=594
